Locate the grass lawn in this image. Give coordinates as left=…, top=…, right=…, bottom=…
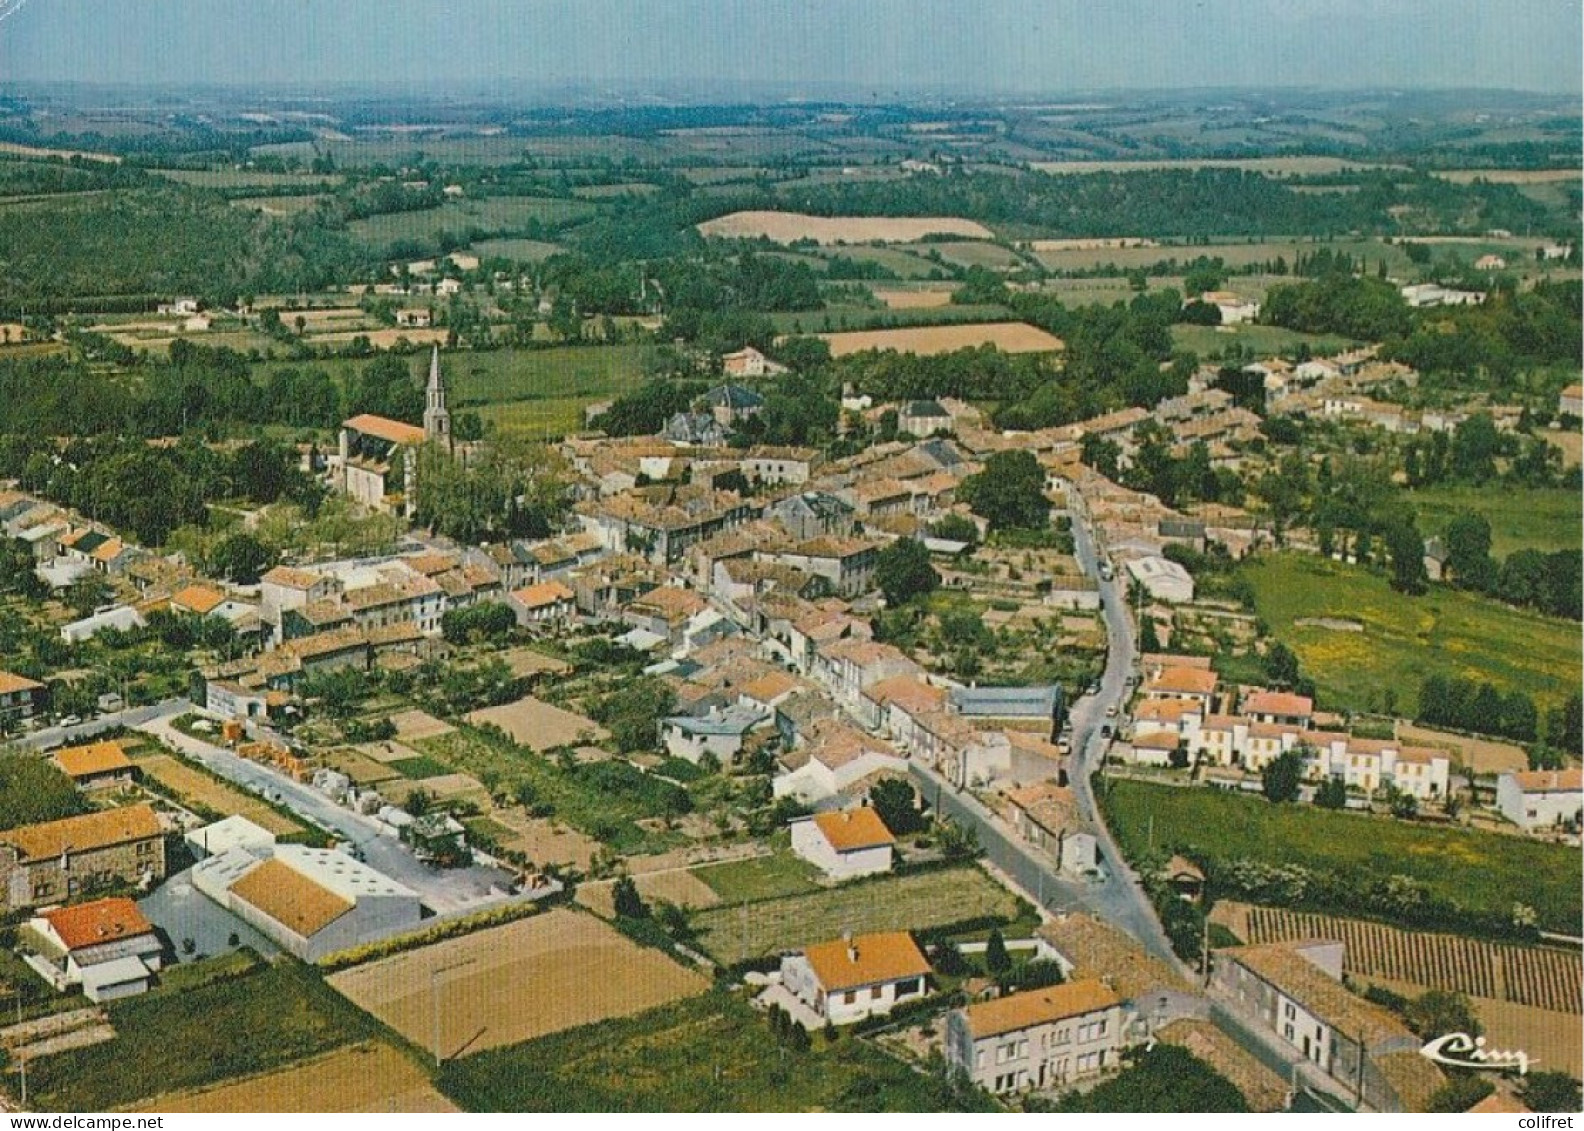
left=1406, top=484, right=1582, bottom=557
left=1169, top=323, right=1356, bottom=359
left=1239, top=553, right=1581, bottom=716
left=29, top=959, right=380, bottom=1111
left=467, top=237, right=564, bottom=263
left=388, top=754, right=453, bottom=780
left=437, top=991, right=993, bottom=1112
left=689, top=864, right=1030, bottom=965
left=418, top=727, right=684, bottom=854
left=691, top=850, right=823, bottom=904
left=1102, top=779, right=1582, bottom=935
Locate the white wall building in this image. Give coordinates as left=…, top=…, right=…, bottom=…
left=192, top=843, right=422, bottom=962
left=945, top=980, right=1126, bottom=1093
left=1125, top=556, right=1195, bottom=603
left=789, top=809, right=895, bottom=880
left=779, top=931, right=931, bottom=1026
left=1496, top=769, right=1583, bottom=831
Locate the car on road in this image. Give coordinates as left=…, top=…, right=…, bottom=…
left=1105, top=704, right=1118, bottom=717
left=1099, top=562, right=1114, bottom=581
left=59, top=715, right=82, bottom=727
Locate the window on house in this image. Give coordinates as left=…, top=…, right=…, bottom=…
left=843, top=990, right=856, bottom=1004
left=870, top=986, right=882, bottom=1000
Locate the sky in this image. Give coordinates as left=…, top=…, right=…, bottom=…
left=0, top=0, right=1579, bottom=95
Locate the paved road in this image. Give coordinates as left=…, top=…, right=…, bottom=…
left=134, top=713, right=518, bottom=915
left=13, top=698, right=189, bottom=751
left=1061, top=501, right=1188, bottom=975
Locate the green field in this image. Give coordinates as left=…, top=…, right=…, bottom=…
left=445, top=343, right=651, bottom=407
left=418, top=727, right=685, bottom=854
left=1103, top=779, right=1582, bottom=935
left=1029, top=236, right=1412, bottom=275
left=347, top=196, right=596, bottom=250
left=252, top=343, right=651, bottom=438
left=691, top=849, right=823, bottom=904
left=468, top=237, right=565, bottom=263
left=1407, top=485, right=1583, bottom=557
left=689, top=864, right=1028, bottom=964
left=1169, top=323, right=1357, bottom=358
left=234, top=194, right=330, bottom=215
left=29, top=958, right=377, bottom=1111
left=153, top=168, right=344, bottom=189
left=809, top=245, right=945, bottom=279
left=389, top=754, right=453, bottom=780
left=1240, top=553, right=1581, bottom=716
left=438, top=991, right=993, bottom=1112
left=913, top=241, right=1025, bottom=271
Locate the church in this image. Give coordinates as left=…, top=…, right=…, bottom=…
left=336, top=346, right=452, bottom=517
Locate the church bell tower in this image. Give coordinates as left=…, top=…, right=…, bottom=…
left=423, top=345, right=452, bottom=450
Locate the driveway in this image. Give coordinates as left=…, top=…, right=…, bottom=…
left=134, top=714, right=520, bottom=915
left=138, top=866, right=280, bottom=964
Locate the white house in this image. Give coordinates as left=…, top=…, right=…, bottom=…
left=1124, top=556, right=1194, bottom=603
left=779, top=930, right=931, bottom=1025
left=660, top=704, right=766, bottom=765
left=772, top=725, right=908, bottom=803
left=790, top=808, right=895, bottom=880
left=24, top=897, right=164, bottom=1003
left=1496, top=769, right=1583, bottom=831
left=945, top=979, right=1126, bottom=1093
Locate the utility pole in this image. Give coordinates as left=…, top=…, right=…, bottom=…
left=431, top=965, right=440, bottom=1067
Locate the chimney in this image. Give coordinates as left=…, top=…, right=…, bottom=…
left=843, top=929, right=856, bottom=963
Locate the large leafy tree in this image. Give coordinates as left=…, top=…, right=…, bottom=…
left=960, top=450, right=1049, bottom=531
left=874, top=538, right=939, bottom=607
left=1261, top=749, right=1304, bottom=804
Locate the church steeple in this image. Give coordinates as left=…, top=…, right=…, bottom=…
left=423, top=344, right=451, bottom=449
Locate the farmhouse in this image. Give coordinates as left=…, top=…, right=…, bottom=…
left=0, top=670, right=45, bottom=729
left=1495, top=769, right=1583, bottom=831
left=22, top=897, right=164, bottom=1003
left=705, top=384, right=766, bottom=429
left=1004, top=782, right=1097, bottom=876
left=945, top=979, right=1126, bottom=1093
left=193, top=843, right=422, bottom=962
left=721, top=346, right=786, bottom=378
left=779, top=930, right=931, bottom=1025
left=51, top=740, right=138, bottom=792
left=0, top=804, right=166, bottom=912
left=1212, top=940, right=1441, bottom=1112
left=898, top=400, right=955, bottom=438
left=1559, top=384, right=1583, bottom=419
left=789, top=807, right=896, bottom=880
left=507, top=580, right=577, bottom=626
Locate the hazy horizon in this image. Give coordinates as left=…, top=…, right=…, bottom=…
left=0, top=0, right=1579, bottom=96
